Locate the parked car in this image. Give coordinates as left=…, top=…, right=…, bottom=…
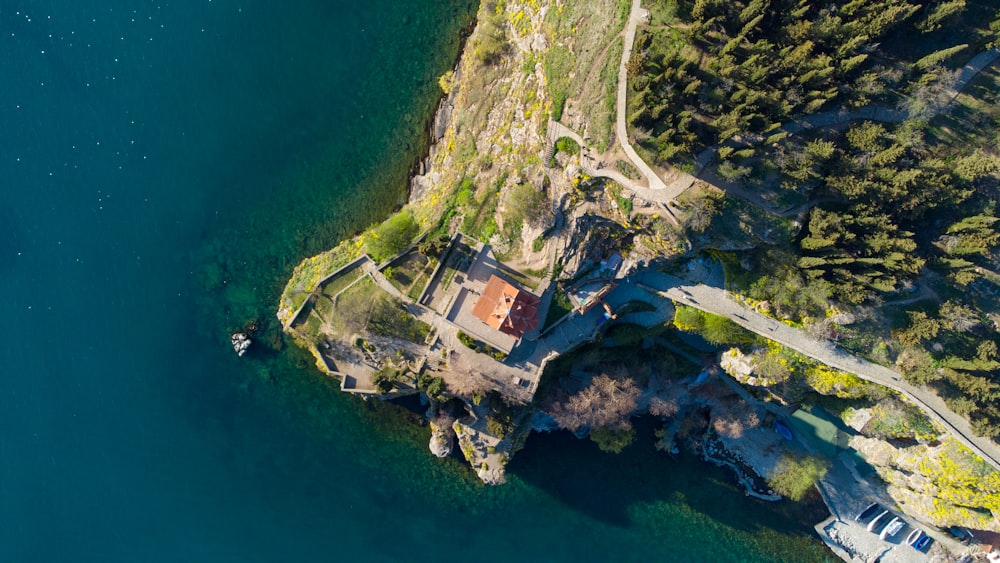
left=948, top=526, right=974, bottom=543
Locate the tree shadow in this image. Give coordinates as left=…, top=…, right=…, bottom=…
left=507, top=416, right=828, bottom=534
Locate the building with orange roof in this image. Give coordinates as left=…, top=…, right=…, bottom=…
left=470, top=274, right=540, bottom=338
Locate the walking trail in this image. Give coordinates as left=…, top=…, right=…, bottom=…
left=548, top=0, right=1000, bottom=208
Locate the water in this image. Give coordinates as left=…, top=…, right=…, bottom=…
left=0, top=1, right=833, bottom=560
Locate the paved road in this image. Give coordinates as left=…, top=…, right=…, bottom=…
left=636, top=270, right=1000, bottom=473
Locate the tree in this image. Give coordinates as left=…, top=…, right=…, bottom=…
left=917, top=0, right=965, bottom=32
left=768, top=454, right=829, bottom=501
left=649, top=396, right=681, bottom=418
left=590, top=425, right=636, bottom=453
left=372, top=366, right=403, bottom=395
left=366, top=210, right=419, bottom=262
left=682, top=189, right=724, bottom=233
left=896, top=311, right=940, bottom=347
left=505, top=183, right=549, bottom=230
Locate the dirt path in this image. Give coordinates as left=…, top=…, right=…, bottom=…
left=600, top=0, right=1000, bottom=208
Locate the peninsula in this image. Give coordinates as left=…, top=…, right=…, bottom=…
left=277, top=0, right=1000, bottom=559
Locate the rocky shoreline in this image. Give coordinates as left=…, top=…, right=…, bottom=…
left=702, top=437, right=782, bottom=501
left=277, top=1, right=999, bottom=558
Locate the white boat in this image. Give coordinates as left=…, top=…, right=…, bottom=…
left=880, top=517, right=904, bottom=541
left=906, top=528, right=923, bottom=546
left=855, top=502, right=880, bottom=522
left=867, top=510, right=890, bottom=532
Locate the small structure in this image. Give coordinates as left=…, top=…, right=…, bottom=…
left=567, top=279, right=617, bottom=314
left=601, top=251, right=623, bottom=275
left=471, top=275, right=540, bottom=338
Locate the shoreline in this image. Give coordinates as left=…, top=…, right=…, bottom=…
left=273, top=2, right=999, bottom=559
left=274, top=0, right=854, bottom=553
left=407, top=19, right=477, bottom=206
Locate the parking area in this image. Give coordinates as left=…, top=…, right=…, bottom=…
left=814, top=457, right=979, bottom=562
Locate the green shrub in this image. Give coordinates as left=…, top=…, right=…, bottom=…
left=458, top=331, right=476, bottom=348
left=486, top=417, right=508, bottom=440
left=372, top=366, right=404, bottom=394
left=768, top=454, right=829, bottom=501
left=555, top=137, right=580, bottom=155
left=366, top=210, right=419, bottom=263
left=457, top=331, right=508, bottom=361
left=590, top=425, right=636, bottom=453
left=417, top=372, right=447, bottom=402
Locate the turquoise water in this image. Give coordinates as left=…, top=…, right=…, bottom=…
left=0, top=1, right=833, bottom=560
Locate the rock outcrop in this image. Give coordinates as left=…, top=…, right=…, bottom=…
left=231, top=332, right=251, bottom=357
left=429, top=421, right=455, bottom=458
left=850, top=435, right=1000, bottom=531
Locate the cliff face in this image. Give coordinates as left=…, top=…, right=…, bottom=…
left=408, top=1, right=551, bottom=234
left=850, top=435, right=1000, bottom=532
left=408, top=0, right=634, bottom=271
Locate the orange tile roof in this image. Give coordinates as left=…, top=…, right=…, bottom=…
left=471, top=275, right=540, bottom=338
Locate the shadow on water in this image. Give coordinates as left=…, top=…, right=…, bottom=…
left=508, top=417, right=828, bottom=534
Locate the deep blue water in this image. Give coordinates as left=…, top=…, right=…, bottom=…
left=1, top=1, right=833, bottom=561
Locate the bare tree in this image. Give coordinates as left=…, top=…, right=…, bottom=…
left=441, top=351, right=495, bottom=399
left=548, top=373, right=641, bottom=431
left=649, top=396, right=681, bottom=418
left=712, top=402, right=760, bottom=439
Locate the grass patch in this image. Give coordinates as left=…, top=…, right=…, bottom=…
left=328, top=276, right=382, bottom=336
left=673, top=304, right=759, bottom=346
left=367, top=296, right=431, bottom=344
left=542, top=289, right=575, bottom=332
left=384, top=251, right=436, bottom=297
left=544, top=46, right=573, bottom=120
left=312, top=295, right=334, bottom=321
left=319, top=265, right=365, bottom=299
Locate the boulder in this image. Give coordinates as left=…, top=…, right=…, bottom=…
left=231, top=332, right=251, bottom=357
left=428, top=422, right=454, bottom=458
